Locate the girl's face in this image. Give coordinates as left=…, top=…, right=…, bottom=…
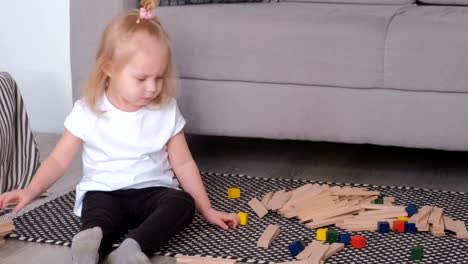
left=105, top=32, right=169, bottom=112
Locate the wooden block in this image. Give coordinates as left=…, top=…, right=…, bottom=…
left=296, top=241, right=329, bottom=262
left=308, top=241, right=331, bottom=263
left=330, top=189, right=380, bottom=196
left=261, top=192, right=274, bottom=208
left=303, top=205, right=361, bottom=223
left=408, top=206, right=433, bottom=223
left=267, top=190, right=288, bottom=210
left=0, top=220, right=14, bottom=236
left=237, top=212, right=248, bottom=225
left=295, top=195, right=338, bottom=212
left=0, top=219, right=14, bottom=232
left=176, top=256, right=237, bottom=264
left=296, top=241, right=320, bottom=260
left=279, top=184, right=316, bottom=213
left=339, top=224, right=378, bottom=232
left=354, top=210, right=407, bottom=220
left=343, top=218, right=396, bottom=227
left=282, top=208, right=298, bottom=219
left=248, top=197, right=268, bottom=218
left=430, top=225, right=446, bottom=237
left=305, top=214, right=354, bottom=229
left=257, top=225, right=280, bottom=248
left=358, top=208, right=407, bottom=216
left=360, top=204, right=405, bottom=210
left=227, top=188, right=241, bottom=199
left=286, top=188, right=332, bottom=213
left=383, top=197, right=395, bottom=204
left=456, top=221, right=468, bottom=239
left=415, top=210, right=431, bottom=231
left=432, top=214, right=445, bottom=232
left=416, top=212, right=430, bottom=232
left=428, top=207, right=443, bottom=225
left=297, top=201, right=341, bottom=222
left=443, top=216, right=458, bottom=233
left=322, top=243, right=345, bottom=260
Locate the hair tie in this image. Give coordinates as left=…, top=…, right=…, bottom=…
left=137, top=7, right=154, bottom=24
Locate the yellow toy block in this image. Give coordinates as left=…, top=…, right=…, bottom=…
left=398, top=216, right=409, bottom=222
left=316, top=228, right=328, bottom=241
left=228, top=187, right=241, bottom=199
left=237, top=212, right=248, bottom=225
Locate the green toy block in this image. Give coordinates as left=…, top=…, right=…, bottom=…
left=410, top=246, right=423, bottom=261
left=326, top=229, right=339, bottom=243
left=374, top=197, right=384, bottom=204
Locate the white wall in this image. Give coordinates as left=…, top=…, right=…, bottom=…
left=0, top=0, right=72, bottom=133
left=71, top=0, right=135, bottom=101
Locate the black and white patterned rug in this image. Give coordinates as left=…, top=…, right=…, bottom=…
left=6, top=172, right=468, bottom=264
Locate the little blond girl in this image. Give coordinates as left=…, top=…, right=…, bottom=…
left=0, top=1, right=239, bottom=263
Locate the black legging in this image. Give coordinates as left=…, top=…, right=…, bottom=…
left=80, top=186, right=196, bottom=260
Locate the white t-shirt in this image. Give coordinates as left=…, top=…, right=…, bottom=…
left=64, top=95, right=186, bottom=217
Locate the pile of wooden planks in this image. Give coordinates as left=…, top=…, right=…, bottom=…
left=248, top=183, right=467, bottom=238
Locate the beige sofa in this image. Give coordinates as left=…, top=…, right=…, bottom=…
left=155, top=0, right=468, bottom=151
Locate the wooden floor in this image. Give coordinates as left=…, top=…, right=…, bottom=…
left=1, top=132, right=467, bottom=263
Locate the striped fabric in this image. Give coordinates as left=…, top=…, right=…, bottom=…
left=0, top=72, right=40, bottom=193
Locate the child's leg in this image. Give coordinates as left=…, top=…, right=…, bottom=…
left=73, top=191, right=126, bottom=264
left=110, top=187, right=196, bottom=257
left=128, top=187, right=195, bottom=254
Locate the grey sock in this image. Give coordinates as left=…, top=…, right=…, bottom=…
left=71, top=227, right=103, bottom=264
left=104, top=238, right=151, bottom=264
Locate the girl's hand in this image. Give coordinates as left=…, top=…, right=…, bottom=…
left=0, top=188, right=37, bottom=213
left=201, top=207, right=240, bottom=230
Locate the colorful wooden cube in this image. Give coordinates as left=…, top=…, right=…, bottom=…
left=374, top=197, right=384, bottom=204
left=326, top=229, right=339, bottom=243
left=410, top=246, right=423, bottom=260
left=405, top=222, right=417, bottom=233
left=405, top=204, right=418, bottom=217
left=351, top=235, right=366, bottom=249
left=378, top=221, right=390, bottom=233
left=398, top=216, right=409, bottom=222
left=338, top=233, right=351, bottom=244
left=237, top=212, right=248, bottom=225
left=227, top=187, right=241, bottom=199
left=288, top=240, right=305, bottom=256
left=316, top=228, right=328, bottom=241
left=393, top=220, right=405, bottom=233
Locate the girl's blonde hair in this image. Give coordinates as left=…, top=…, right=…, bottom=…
left=84, top=0, right=175, bottom=113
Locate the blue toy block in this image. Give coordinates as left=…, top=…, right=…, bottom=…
left=288, top=240, right=305, bottom=256
left=378, top=221, right=390, bottom=233
left=405, top=222, right=417, bottom=233
left=406, top=204, right=418, bottom=217
left=338, top=233, right=351, bottom=244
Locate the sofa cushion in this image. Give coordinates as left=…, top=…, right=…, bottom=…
left=384, top=6, right=468, bottom=92
left=159, top=0, right=264, bottom=6
left=158, top=3, right=405, bottom=89
left=282, top=0, right=415, bottom=5
left=418, top=0, right=468, bottom=5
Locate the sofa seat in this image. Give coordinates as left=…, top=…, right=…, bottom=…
left=158, top=2, right=408, bottom=89
left=384, top=5, right=468, bottom=93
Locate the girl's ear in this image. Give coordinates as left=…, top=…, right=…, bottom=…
left=102, top=61, right=113, bottom=77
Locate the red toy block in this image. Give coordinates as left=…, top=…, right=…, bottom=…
left=393, top=220, right=405, bottom=233
left=351, top=235, right=366, bottom=249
